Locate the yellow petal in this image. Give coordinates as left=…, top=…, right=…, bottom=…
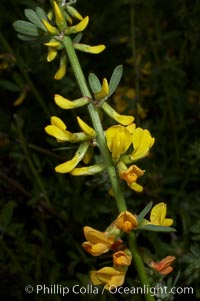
left=70, top=164, right=105, bottom=176
left=82, top=242, right=110, bottom=256
left=113, top=250, right=132, bottom=267
left=96, top=267, right=121, bottom=280
left=128, top=181, right=143, bottom=192
left=131, top=128, right=155, bottom=161
left=42, top=19, right=58, bottom=34
left=126, top=123, right=136, bottom=133
left=44, top=41, right=61, bottom=47
left=53, top=1, right=65, bottom=27
left=64, top=16, right=89, bottom=34
left=73, top=43, right=106, bottom=54
left=150, top=202, right=166, bottom=225
left=47, top=47, right=57, bottom=62
left=55, top=155, right=80, bottom=173
left=83, top=226, right=114, bottom=245
left=77, top=116, right=95, bottom=137
left=95, top=267, right=125, bottom=289
left=45, top=125, right=74, bottom=141
left=115, top=211, right=138, bottom=232
left=94, top=78, right=109, bottom=100
left=106, top=125, right=132, bottom=161
left=104, top=274, right=125, bottom=289
left=162, top=218, right=173, bottom=227
left=50, top=116, right=66, bottom=130
left=102, top=102, right=134, bottom=125
left=54, top=55, right=67, bottom=80
left=90, top=271, right=102, bottom=285
left=150, top=202, right=173, bottom=226
left=55, top=142, right=90, bottom=173
left=54, top=94, right=90, bottom=109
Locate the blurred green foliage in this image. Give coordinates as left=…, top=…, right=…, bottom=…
left=0, top=0, right=199, bottom=300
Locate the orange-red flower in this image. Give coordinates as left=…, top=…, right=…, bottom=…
left=150, top=256, right=176, bottom=275
left=119, top=164, right=145, bottom=192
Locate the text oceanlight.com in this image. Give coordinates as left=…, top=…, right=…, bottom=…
left=25, top=284, right=194, bottom=296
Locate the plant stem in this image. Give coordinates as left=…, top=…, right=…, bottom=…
left=61, top=35, right=155, bottom=301
left=128, top=232, right=155, bottom=301
left=62, top=36, right=126, bottom=213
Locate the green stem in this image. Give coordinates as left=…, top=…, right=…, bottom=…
left=61, top=35, right=154, bottom=301
left=128, top=232, right=155, bottom=301
left=62, top=36, right=126, bottom=213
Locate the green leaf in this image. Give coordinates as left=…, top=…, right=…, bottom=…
left=13, top=20, right=39, bottom=37
left=108, top=64, right=123, bottom=97
left=16, top=34, right=37, bottom=41
left=88, top=73, right=101, bottom=93
left=24, top=9, right=47, bottom=31
left=36, top=7, right=48, bottom=22
left=138, top=224, right=176, bottom=232
left=137, top=201, right=153, bottom=223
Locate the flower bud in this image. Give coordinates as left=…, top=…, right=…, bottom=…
left=54, top=94, right=90, bottom=109
left=73, top=43, right=106, bottom=54
left=64, top=16, right=89, bottom=34
left=77, top=116, right=95, bottom=137
left=94, top=78, right=109, bottom=100
left=102, top=102, right=134, bottom=125
left=54, top=54, right=67, bottom=80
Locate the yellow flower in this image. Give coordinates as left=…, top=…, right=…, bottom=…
left=115, top=211, right=138, bottom=233
left=150, top=256, right=176, bottom=275
left=130, top=128, right=155, bottom=162
left=113, top=250, right=132, bottom=267
left=106, top=125, right=132, bottom=162
left=82, top=226, right=115, bottom=256
left=90, top=267, right=126, bottom=290
left=45, top=116, right=75, bottom=142
left=149, top=202, right=173, bottom=226
left=55, top=141, right=90, bottom=173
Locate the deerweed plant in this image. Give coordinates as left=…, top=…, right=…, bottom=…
left=13, top=1, right=176, bottom=300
